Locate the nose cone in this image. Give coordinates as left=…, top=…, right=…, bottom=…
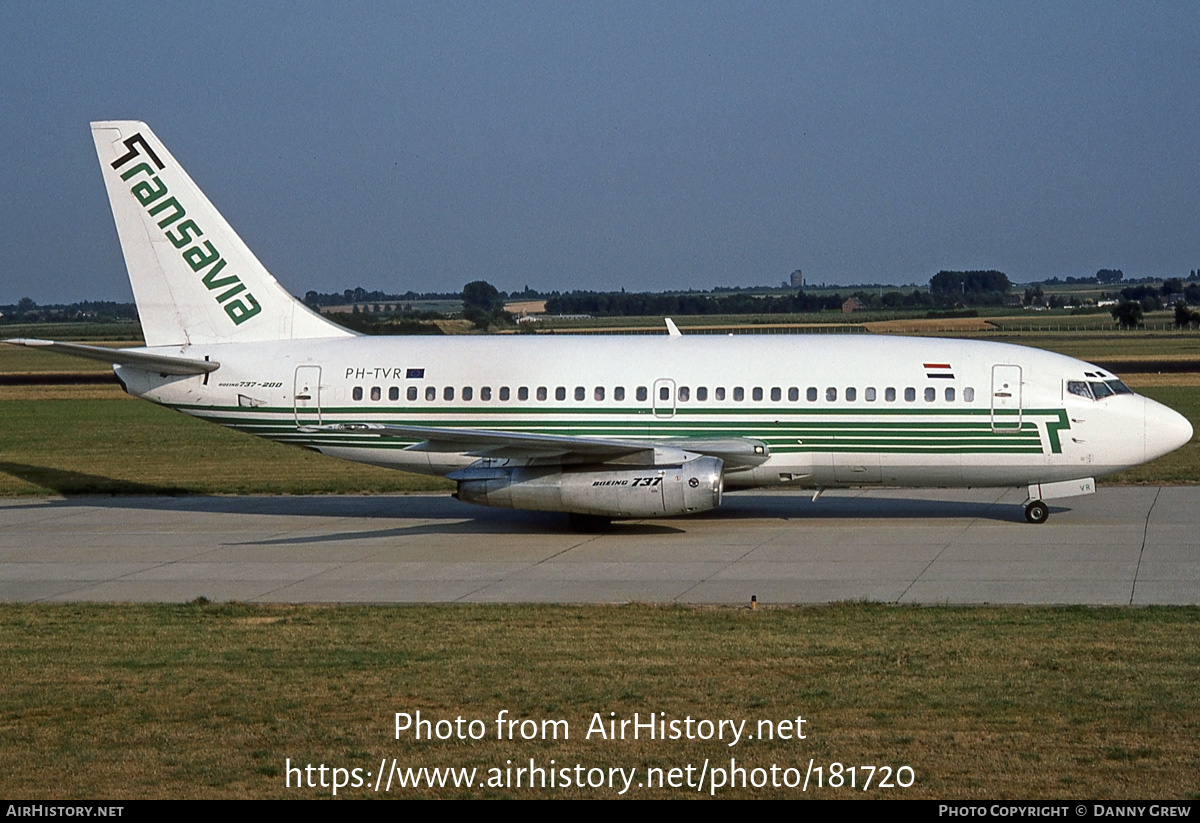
left=1144, top=397, right=1193, bottom=462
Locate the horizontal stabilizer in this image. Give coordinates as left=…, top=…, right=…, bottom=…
left=4, top=338, right=219, bottom=376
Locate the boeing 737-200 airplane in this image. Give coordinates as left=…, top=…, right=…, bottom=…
left=6, top=122, right=1193, bottom=528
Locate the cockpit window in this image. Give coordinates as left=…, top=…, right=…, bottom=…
left=1071, top=378, right=1135, bottom=401
left=1067, top=381, right=1092, bottom=400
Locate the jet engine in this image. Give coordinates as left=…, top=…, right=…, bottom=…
left=454, top=456, right=724, bottom=518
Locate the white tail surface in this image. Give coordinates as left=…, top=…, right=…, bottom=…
left=91, top=121, right=354, bottom=347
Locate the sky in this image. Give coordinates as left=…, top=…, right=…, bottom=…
left=2, top=1, right=1198, bottom=304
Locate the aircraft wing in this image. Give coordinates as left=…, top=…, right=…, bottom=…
left=305, top=422, right=770, bottom=468
left=4, top=338, right=219, bottom=376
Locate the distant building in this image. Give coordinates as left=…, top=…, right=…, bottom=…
left=790, top=269, right=804, bottom=288
left=841, top=297, right=862, bottom=315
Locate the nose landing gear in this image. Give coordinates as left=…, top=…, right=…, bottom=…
left=1023, top=500, right=1050, bottom=524
left=1021, top=478, right=1094, bottom=525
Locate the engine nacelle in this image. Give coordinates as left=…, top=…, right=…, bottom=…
left=455, top=457, right=724, bottom=517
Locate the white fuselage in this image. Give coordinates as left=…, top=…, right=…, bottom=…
left=115, top=333, right=1191, bottom=491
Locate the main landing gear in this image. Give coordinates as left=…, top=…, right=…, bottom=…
left=1023, top=500, right=1050, bottom=525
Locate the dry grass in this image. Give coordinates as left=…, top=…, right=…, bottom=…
left=1119, top=373, right=1200, bottom=388
left=505, top=300, right=547, bottom=314
left=431, top=318, right=475, bottom=334
left=863, top=317, right=997, bottom=333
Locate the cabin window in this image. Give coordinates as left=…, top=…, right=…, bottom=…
left=885, top=387, right=896, bottom=402
left=352, top=386, right=363, bottom=401
left=555, top=387, right=566, bottom=401
left=389, top=387, right=399, bottom=401
left=443, top=387, right=454, bottom=401
left=500, top=386, right=511, bottom=401
left=614, top=387, right=625, bottom=401
left=733, top=387, right=745, bottom=401
left=518, top=387, right=529, bottom=401
left=679, top=386, right=690, bottom=401
left=904, top=387, right=916, bottom=402
left=425, top=387, right=436, bottom=401
left=481, top=387, right=492, bottom=401
left=945, top=387, right=955, bottom=401
left=826, top=387, right=837, bottom=402
left=788, top=387, right=798, bottom=402
left=537, top=387, right=548, bottom=401
left=462, top=387, right=473, bottom=401
left=846, top=387, right=857, bottom=401
left=924, top=387, right=935, bottom=402
left=594, top=387, right=605, bottom=401
left=865, top=387, right=876, bottom=401
left=753, top=387, right=763, bottom=401
left=370, top=387, right=381, bottom=401
left=807, top=387, right=817, bottom=402
left=715, top=387, right=726, bottom=401
left=697, top=387, right=708, bottom=401
left=407, top=386, right=418, bottom=401
left=770, top=387, right=781, bottom=402
left=659, top=386, right=670, bottom=401
left=964, top=387, right=975, bottom=402
left=575, top=386, right=585, bottom=401
left=637, top=386, right=648, bottom=401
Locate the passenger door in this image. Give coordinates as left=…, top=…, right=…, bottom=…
left=990, top=364, right=1022, bottom=432
left=293, top=365, right=323, bottom=426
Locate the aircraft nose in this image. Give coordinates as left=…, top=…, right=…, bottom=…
left=1144, top=397, right=1193, bottom=462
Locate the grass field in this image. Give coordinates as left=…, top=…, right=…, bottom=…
left=0, top=388, right=451, bottom=495
left=0, top=602, right=1196, bottom=799
left=0, top=321, right=142, bottom=342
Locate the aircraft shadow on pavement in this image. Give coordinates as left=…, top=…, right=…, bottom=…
left=230, top=516, right=690, bottom=546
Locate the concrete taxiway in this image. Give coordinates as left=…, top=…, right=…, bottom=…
left=1, top=487, right=1197, bottom=605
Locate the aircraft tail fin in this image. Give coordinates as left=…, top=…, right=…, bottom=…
left=90, top=121, right=354, bottom=347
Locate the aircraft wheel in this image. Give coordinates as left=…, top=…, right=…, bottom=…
left=1024, top=500, right=1050, bottom=525
left=568, top=513, right=612, bottom=533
